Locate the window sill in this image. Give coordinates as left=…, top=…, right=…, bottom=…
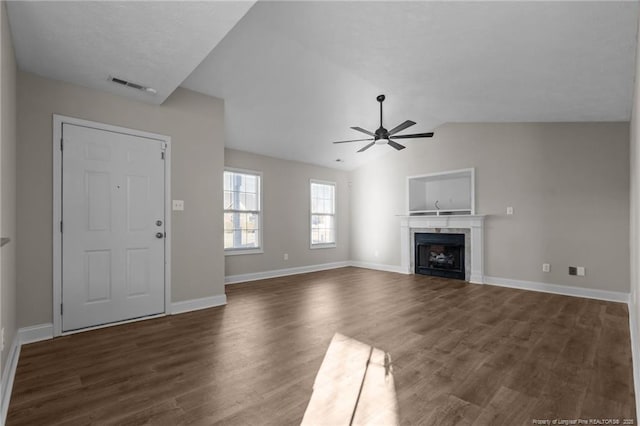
left=310, top=243, right=336, bottom=250
left=225, top=248, right=264, bottom=256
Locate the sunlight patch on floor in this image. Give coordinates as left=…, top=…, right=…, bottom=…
left=301, top=333, right=399, bottom=425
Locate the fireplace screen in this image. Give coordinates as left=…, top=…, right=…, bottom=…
left=415, top=233, right=465, bottom=280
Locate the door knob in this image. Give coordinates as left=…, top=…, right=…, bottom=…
left=156, top=232, right=164, bottom=239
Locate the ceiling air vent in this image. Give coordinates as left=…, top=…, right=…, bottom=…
left=108, top=76, right=157, bottom=95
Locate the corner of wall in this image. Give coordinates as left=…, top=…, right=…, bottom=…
left=0, top=0, right=19, bottom=402
left=628, top=7, right=640, bottom=418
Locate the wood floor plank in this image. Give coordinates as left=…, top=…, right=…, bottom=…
left=472, top=386, right=537, bottom=426
left=6, top=267, right=636, bottom=425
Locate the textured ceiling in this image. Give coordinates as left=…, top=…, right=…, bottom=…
left=6, top=1, right=255, bottom=104
left=183, top=1, right=639, bottom=170
left=6, top=1, right=638, bottom=170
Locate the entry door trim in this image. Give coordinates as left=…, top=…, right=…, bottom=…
left=53, top=115, right=172, bottom=337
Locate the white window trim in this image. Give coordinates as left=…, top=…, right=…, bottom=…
left=224, top=167, right=264, bottom=255
left=310, top=178, right=337, bottom=249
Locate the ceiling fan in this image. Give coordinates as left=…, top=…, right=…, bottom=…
left=333, top=94, right=434, bottom=152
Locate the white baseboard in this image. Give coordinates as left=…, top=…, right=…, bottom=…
left=225, top=262, right=630, bottom=305
left=628, top=299, right=640, bottom=419
left=171, top=294, right=227, bottom=315
left=484, top=275, right=630, bottom=303
left=349, top=261, right=407, bottom=275
left=1, top=322, right=55, bottom=425
left=225, top=261, right=351, bottom=285
left=1, top=335, right=20, bottom=426
left=19, top=323, right=53, bottom=345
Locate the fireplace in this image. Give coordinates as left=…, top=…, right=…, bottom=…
left=400, top=215, right=484, bottom=283
left=415, top=233, right=465, bottom=280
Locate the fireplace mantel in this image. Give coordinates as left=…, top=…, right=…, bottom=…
left=399, top=215, right=485, bottom=284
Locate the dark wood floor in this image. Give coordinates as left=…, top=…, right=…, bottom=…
left=7, top=267, right=636, bottom=425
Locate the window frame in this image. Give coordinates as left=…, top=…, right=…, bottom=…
left=309, top=179, right=337, bottom=249
left=224, top=167, right=264, bottom=256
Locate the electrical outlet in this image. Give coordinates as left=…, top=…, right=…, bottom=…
left=172, top=200, right=184, bottom=211
left=569, top=266, right=577, bottom=276
left=542, top=263, right=550, bottom=273
left=506, top=206, right=514, bottom=215
left=577, top=266, right=585, bottom=276
left=284, top=253, right=288, bottom=261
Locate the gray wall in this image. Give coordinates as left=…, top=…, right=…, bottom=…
left=1, top=0, right=17, bottom=376
left=17, top=72, right=225, bottom=328
left=351, top=122, right=630, bottom=293
left=225, top=148, right=350, bottom=276
left=630, top=12, right=640, bottom=362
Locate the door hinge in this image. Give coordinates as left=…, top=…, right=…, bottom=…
left=60, top=138, right=63, bottom=151
left=60, top=221, right=63, bottom=233
left=161, top=151, right=165, bottom=160
left=60, top=303, right=63, bottom=315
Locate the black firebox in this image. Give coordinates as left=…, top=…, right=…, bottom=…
left=415, top=233, right=465, bottom=280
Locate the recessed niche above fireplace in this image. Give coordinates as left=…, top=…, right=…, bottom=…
left=407, top=168, right=474, bottom=216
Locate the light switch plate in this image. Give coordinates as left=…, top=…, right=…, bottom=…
left=172, top=200, right=184, bottom=211
left=577, top=266, right=585, bottom=276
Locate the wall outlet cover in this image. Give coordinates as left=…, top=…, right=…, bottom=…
left=172, top=200, right=184, bottom=211
left=577, top=266, right=585, bottom=276
left=542, top=263, right=550, bottom=273
left=506, top=206, right=514, bottom=215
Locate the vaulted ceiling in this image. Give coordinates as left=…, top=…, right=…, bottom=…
left=7, top=1, right=639, bottom=170
left=6, top=1, right=256, bottom=104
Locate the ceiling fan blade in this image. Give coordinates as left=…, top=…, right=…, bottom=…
left=391, top=132, right=434, bottom=139
left=387, top=140, right=406, bottom=150
left=388, top=120, right=416, bottom=136
left=333, top=138, right=374, bottom=144
left=357, top=141, right=376, bottom=152
left=350, top=126, right=375, bottom=137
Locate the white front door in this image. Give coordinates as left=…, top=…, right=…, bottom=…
left=62, top=123, right=166, bottom=332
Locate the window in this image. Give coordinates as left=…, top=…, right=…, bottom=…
left=310, top=180, right=336, bottom=248
left=224, top=169, right=262, bottom=254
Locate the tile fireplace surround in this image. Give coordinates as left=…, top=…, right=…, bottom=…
left=400, top=215, right=485, bottom=284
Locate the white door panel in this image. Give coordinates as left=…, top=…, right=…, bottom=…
left=62, top=124, right=165, bottom=332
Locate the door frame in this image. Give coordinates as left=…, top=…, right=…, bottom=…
left=52, top=114, right=172, bottom=337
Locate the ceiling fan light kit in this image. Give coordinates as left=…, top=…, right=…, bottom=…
left=333, top=94, right=434, bottom=152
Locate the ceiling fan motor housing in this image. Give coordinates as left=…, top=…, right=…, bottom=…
left=375, top=127, right=390, bottom=144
